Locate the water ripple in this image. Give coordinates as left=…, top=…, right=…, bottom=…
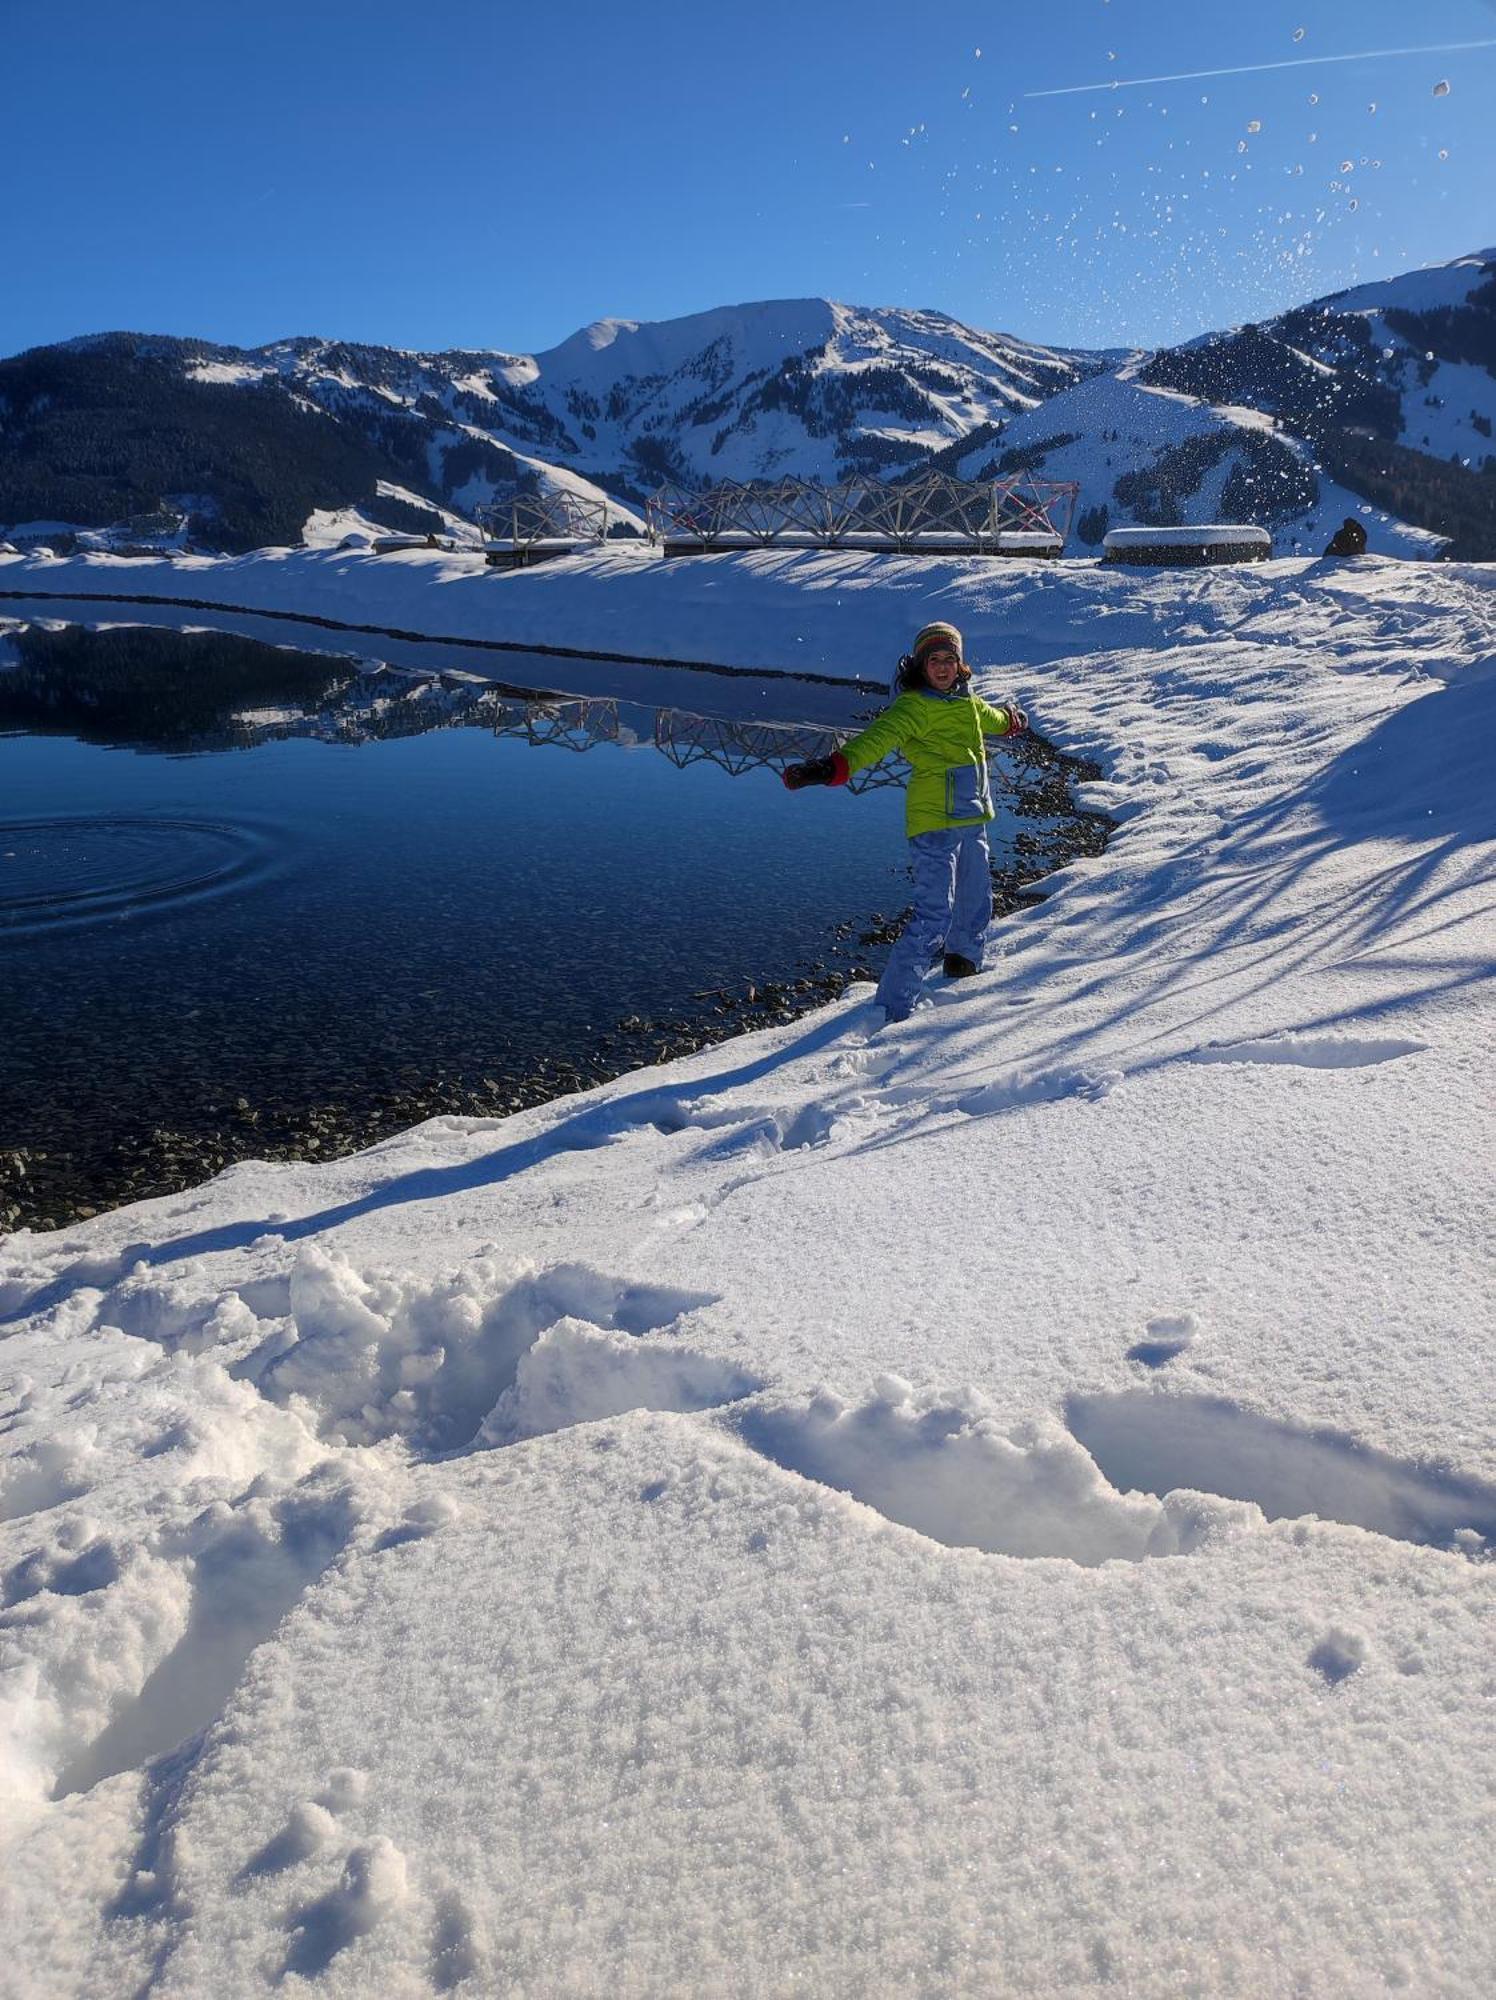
left=0, top=815, right=279, bottom=934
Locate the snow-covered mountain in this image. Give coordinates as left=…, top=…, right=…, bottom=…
left=940, top=365, right=1449, bottom=559
left=486, top=298, right=1096, bottom=491
left=192, top=300, right=1097, bottom=519
left=3, top=251, right=1494, bottom=555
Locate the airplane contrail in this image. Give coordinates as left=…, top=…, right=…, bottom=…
left=1023, top=38, right=1496, bottom=99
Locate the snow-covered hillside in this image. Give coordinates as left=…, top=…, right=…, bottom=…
left=944, top=367, right=1446, bottom=557
left=1127, top=249, right=1496, bottom=556
left=1276, top=246, right=1496, bottom=463
left=3, top=547, right=1494, bottom=1994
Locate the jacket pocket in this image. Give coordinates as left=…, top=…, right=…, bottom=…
left=944, top=761, right=992, bottom=820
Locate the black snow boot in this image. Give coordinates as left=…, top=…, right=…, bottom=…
left=942, top=953, right=979, bottom=979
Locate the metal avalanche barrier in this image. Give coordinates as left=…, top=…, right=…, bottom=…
left=646, top=471, right=1077, bottom=556
left=476, top=490, right=613, bottom=567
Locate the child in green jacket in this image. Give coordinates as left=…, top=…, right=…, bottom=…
left=783, top=621, right=1027, bottom=1022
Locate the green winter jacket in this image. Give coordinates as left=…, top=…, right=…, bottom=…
left=840, top=686, right=1019, bottom=836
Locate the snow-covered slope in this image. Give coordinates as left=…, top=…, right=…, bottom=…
left=3, top=547, right=1494, bottom=1994
left=1130, top=249, right=1496, bottom=554
left=505, top=297, right=1094, bottom=487
left=1328, top=247, right=1496, bottom=315
left=1315, top=249, right=1496, bottom=467
left=1141, top=246, right=1496, bottom=447
left=926, top=247, right=1496, bottom=557
left=950, top=367, right=1446, bottom=556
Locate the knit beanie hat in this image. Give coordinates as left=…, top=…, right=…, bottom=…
left=912, top=621, right=964, bottom=662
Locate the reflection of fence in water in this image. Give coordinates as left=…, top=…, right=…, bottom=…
left=652, top=711, right=908, bottom=791
left=482, top=691, right=1035, bottom=795
left=484, top=695, right=626, bottom=755
left=484, top=693, right=906, bottom=785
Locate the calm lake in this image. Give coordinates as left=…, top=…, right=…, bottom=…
left=0, top=618, right=1100, bottom=1227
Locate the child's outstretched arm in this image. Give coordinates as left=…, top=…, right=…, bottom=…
left=782, top=693, right=918, bottom=791
left=838, top=696, right=919, bottom=775
left=975, top=695, right=1028, bottom=736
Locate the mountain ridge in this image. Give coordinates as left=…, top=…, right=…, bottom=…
left=3, top=249, right=1493, bottom=557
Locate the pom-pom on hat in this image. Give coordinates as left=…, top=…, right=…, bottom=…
left=912, top=621, right=964, bottom=662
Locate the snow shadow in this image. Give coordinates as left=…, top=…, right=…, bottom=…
left=5, top=1535, right=119, bottom=1607
left=52, top=1475, right=360, bottom=1800
left=1066, top=1390, right=1496, bottom=1551
left=428, top=1891, right=481, bottom=1991
left=1126, top=1313, right=1197, bottom=1369
left=2, top=1011, right=865, bottom=1322
left=1305, top=654, right=1496, bottom=848
left=1307, top=1627, right=1368, bottom=1686
left=239, top=1801, right=337, bottom=1880
left=734, top=1381, right=1178, bottom=1565
left=1185, top=1033, right=1427, bottom=1069
left=887, top=669, right=1496, bottom=1120
left=281, top=1838, right=408, bottom=1980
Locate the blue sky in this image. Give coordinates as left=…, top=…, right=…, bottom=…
left=6, top=0, right=1494, bottom=358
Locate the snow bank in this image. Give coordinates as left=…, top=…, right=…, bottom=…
left=2, top=548, right=1494, bottom=1994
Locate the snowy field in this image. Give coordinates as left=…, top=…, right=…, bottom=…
left=2, top=546, right=1494, bottom=1995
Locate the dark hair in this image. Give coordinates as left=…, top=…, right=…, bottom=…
left=895, top=652, right=972, bottom=692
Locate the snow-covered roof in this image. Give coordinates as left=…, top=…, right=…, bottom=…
left=1104, top=524, right=1272, bottom=548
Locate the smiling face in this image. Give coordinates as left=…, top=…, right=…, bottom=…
left=921, top=646, right=960, bottom=692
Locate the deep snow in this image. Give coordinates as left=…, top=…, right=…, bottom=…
left=2, top=545, right=1494, bottom=1996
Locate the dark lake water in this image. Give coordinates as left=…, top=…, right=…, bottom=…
left=0, top=619, right=1101, bottom=1228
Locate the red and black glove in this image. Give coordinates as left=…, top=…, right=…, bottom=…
left=782, top=751, right=850, bottom=790
left=1002, top=704, right=1029, bottom=736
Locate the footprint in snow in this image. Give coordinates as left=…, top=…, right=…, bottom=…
left=4, top=1536, right=119, bottom=1608
left=282, top=1837, right=408, bottom=1978
left=239, top=1801, right=338, bottom=1880
left=1127, top=1313, right=1198, bottom=1369
left=958, top=1068, right=1120, bottom=1116
left=0, top=1440, right=92, bottom=1523
left=373, top=1494, right=462, bottom=1553
left=1308, top=1627, right=1368, bottom=1686
left=430, top=1890, right=481, bottom=1991
left=734, top=1376, right=1496, bottom=1566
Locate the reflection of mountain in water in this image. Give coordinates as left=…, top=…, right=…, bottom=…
left=0, top=623, right=356, bottom=749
